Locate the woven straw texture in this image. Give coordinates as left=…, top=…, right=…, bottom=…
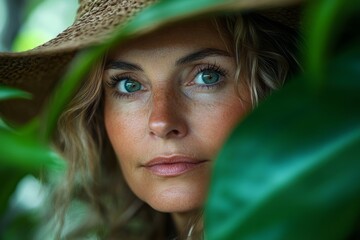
left=0, top=0, right=301, bottom=123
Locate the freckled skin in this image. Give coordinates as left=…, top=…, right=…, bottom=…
left=103, top=19, right=251, bottom=219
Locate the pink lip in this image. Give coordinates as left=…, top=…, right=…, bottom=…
left=144, top=156, right=208, bottom=177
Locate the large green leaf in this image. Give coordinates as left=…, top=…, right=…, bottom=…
left=206, top=0, right=360, bottom=238
left=205, top=45, right=360, bottom=239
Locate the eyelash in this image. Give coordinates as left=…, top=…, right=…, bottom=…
left=107, top=75, right=138, bottom=99
left=106, top=63, right=228, bottom=99
left=192, top=63, right=228, bottom=90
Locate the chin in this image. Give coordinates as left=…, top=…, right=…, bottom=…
left=146, top=185, right=207, bottom=213
left=125, top=165, right=212, bottom=213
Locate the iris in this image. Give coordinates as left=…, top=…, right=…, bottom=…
left=195, top=70, right=220, bottom=85
left=119, top=79, right=142, bottom=93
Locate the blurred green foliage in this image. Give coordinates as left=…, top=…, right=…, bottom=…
left=206, top=0, right=360, bottom=239
left=12, top=0, right=77, bottom=51
left=0, top=0, right=359, bottom=239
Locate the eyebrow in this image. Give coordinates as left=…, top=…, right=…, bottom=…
left=105, top=60, right=143, bottom=71
left=176, top=48, right=231, bottom=65
left=104, top=48, right=231, bottom=71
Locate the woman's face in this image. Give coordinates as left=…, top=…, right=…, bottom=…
left=103, top=19, right=250, bottom=213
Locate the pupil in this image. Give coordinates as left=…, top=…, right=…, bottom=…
left=202, top=71, right=219, bottom=84
left=125, top=80, right=140, bottom=92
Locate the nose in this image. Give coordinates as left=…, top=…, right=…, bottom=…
left=148, top=90, right=188, bottom=139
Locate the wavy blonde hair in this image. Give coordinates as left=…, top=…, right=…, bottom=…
left=50, top=13, right=302, bottom=239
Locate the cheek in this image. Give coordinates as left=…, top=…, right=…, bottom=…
left=103, top=99, right=145, bottom=170
left=104, top=103, right=149, bottom=195
left=195, top=96, right=250, bottom=158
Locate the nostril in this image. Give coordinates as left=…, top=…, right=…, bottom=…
left=148, top=114, right=188, bottom=138
left=172, top=129, right=180, bottom=135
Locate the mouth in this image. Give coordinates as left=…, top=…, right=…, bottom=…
left=143, top=156, right=208, bottom=177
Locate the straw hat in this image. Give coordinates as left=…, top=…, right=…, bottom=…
left=0, top=0, right=302, bottom=124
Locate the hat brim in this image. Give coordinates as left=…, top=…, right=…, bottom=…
left=0, top=0, right=301, bottom=125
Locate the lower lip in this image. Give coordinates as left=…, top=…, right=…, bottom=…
left=145, top=161, right=206, bottom=177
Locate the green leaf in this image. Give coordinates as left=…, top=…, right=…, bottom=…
left=305, top=0, right=360, bottom=88
left=0, top=210, right=38, bottom=240
left=0, top=170, right=26, bottom=216
left=0, top=127, right=66, bottom=171
left=205, top=2, right=360, bottom=239
left=205, top=47, right=360, bottom=239
left=0, top=86, right=31, bottom=101
left=0, top=118, right=13, bottom=131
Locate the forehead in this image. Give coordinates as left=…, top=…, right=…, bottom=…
left=108, top=18, right=229, bottom=59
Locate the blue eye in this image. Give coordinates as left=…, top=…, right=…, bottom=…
left=194, top=70, right=221, bottom=85
left=117, top=78, right=143, bottom=93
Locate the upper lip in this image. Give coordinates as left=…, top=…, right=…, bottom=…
left=143, top=155, right=207, bottom=167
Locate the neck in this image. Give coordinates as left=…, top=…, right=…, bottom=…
left=171, top=210, right=203, bottom=238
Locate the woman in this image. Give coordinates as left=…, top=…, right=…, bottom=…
left=0, top=0, right=302, bottom=239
